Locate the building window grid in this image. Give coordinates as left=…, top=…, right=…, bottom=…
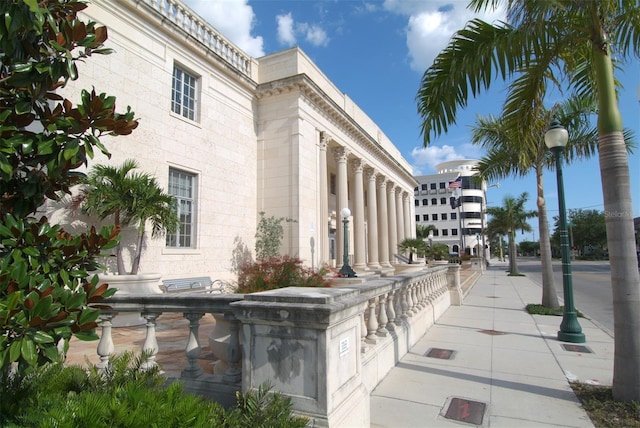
left=172, top=65, right=198, bottom=121
left=166, top=168, right=196, bottom=248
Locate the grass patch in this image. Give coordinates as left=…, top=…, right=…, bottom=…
left=525, top=304, right=584, bottom=317
left=570, top=383, right=640, bottom=428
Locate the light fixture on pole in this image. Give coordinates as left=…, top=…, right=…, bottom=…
left=544, top=119, right=585, bottom=343
left=338, top=207, right=357, bottom=278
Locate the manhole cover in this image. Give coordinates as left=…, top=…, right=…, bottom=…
left=444, top=397, right=486, bottom=425
left=479, top=329, right=506, bottom=336
left=425, top=348, right=456, bottom=359
left=562, top=344, right=593, bottom=353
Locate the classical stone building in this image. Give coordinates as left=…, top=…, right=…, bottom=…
left=52, top=0, right=416, bottom=281
left=414, top=160, right=489, bottom=257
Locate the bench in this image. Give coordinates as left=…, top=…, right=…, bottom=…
left=160, top=277, right=224, bottom=294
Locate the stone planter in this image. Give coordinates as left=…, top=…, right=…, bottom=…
left=427, top=260, right=450, bottom=268
left=98, top=273, right=162, bottom=327
left=394, top=263, right=426, bottom=274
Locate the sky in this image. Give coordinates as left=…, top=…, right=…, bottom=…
left=183, top=0, right=640, bottom=243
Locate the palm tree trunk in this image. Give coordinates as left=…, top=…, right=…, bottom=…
left=599, top=131, right=640, bottom=402
left=536, top=166, right=560, bottom=309
left=130, top=227, right=145, bottom=275
left=508, top=230, right=518, bottom=275
left=115, top=244, right=126, bottom=275
left=593, top=42, right=640, bottom=401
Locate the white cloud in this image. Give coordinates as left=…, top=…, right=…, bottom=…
left=183, top=0, right=264, bottom=57
left=300, top=23, right=329, bottom=47
left=410, top=142, right=483, bottom=173
left=382, top=0, right=506, bottom=72
left=276, top=13, right=329, bottom=47
left=277, top=13, right=296, bottom=45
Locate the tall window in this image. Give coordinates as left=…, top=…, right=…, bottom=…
left=172, top=65, right=198, bottom=121
left=166, top=168, right=196, bottom=248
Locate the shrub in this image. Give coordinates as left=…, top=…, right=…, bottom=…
left=0, top=352, right=308, bottom=428
left=237, top=256, right=330, bottom=293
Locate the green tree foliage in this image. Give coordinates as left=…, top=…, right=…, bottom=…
left=254, top=212, right=295, bottom=261
left=552, top=209, right=607, bottom=257
left=518, top=241, right=540, bottom=257
left=72, top=160, right=179, bottom=274
left=0, top=0, right=138, bottom=377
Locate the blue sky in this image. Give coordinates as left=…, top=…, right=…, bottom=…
left=184, top=0, right=640, bottom=242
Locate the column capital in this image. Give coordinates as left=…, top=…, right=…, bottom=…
left=364, top=166, right=377, bottom=181
left=376, top=174, right=387, bottom=188
left=332, top=146, right=349, bottom=162
left=350, top=158, right=364, bottom=173
left=319, top=131, right=333, bottom=149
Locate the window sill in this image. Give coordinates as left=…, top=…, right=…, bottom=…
left=162, top=248, right=202, bottom=256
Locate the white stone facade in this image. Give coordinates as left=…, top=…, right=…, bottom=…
left=414, top=159, right=489, bottom=257
left=51, top=0, right=416, bottom=281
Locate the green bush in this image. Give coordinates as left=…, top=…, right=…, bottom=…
left=0, top=352, right=308, bottom=427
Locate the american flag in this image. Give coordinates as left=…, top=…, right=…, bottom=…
left=448, top=176, right=462, bottom=190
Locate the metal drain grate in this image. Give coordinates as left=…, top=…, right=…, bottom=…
left=561, top=344, right=593, bottom=353
left=479, top=329, right=507, bottom=336
left=425, top=348, right=456, bottom=359
left=443, top=397, right=486, bottom=425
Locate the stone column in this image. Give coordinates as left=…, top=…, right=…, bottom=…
left=396, top=187, right=405, bottom=246
left=387, top=182, right=398, bottom=264
left=351, top=159, right=367, bottom=270
left=333, top=147, right=349, bottom=267
left=403, top=192, right=412, bottom=239
left=365, top=168, right=380, bottom=269
left=377, top=176, right=391, bottom=267
left=319, top=133, right=329, bottom=266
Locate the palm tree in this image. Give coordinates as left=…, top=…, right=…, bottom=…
left=397, top=238, right=428, bottom=264
left=416, top=224, right=437, bottom=240
left=73, top=160, right=179, bottom=275
left=486, top=193, right=536, bottom=275
left=473, top=96, right=597, bottom=310
left=416, top=0, right=640, bottom=401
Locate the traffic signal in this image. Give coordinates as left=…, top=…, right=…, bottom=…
left=450, top=197, right=460, bottom=209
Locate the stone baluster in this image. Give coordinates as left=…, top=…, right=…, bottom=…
left=182, top=312, right=204, bottom=379
left=360, top=310, right=368, bottom=352
left=377, top=293, right=389, bottom=336
left=395, top=288, right=406, bottom=325
left=96, top=314, right=115, bottom=372
left=416, top=279, right=426, bottom=309
left=223, top=313, right=242, bottom=384
left=385, top=291, right=396, bottom=331
left=405, top=284, right=415, bottom=317
left=366, top=298, right=379, bottom=344
left=141, top=312, right=160, bottom=371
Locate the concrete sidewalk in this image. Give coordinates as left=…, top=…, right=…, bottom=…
left=370, top=260, right=613, bottom=427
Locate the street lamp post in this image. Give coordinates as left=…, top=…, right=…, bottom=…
left=545, top=119, right=585, bottom=343
left=338, top=207, right=357, bottom=278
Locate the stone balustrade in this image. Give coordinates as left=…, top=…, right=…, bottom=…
left=137, top=0, right=253, bottom=78
left=93, top=264, right=462, bottom=426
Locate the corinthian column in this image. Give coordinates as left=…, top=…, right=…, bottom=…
left=333, top=147, right=349, bottom=267
left=365, top=168, right=380, bottom=269
left=387, top=182, right=398, bottom=264
left=318, top=133, right=329, bottom=265
left=403, top=192, right=413, bottom=239
left=351, top=159, right=367, bottom=270
left=377, top=176, right=391, bottom=267
left=396, top=188, right=405, bottom=245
